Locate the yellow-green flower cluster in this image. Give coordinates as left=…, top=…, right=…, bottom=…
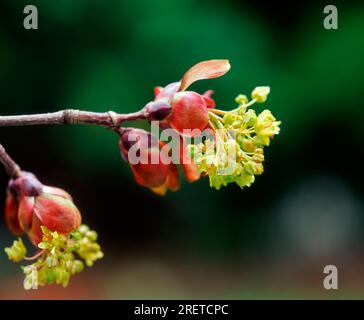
left=5, top=238, right=27, bottom=262
left=70, top=224, right=104, bottom=267
left=4, top=224, right=103, bottom=290
left=188, top=86, right=281, bottom=190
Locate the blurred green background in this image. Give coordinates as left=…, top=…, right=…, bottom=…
left=1, top=0, right=364, bottom=299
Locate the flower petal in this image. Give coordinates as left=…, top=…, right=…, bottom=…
left=5, top=192, right=23, bottom=235
left=179, top=59, right=231, bottom=92
left=27, top=214, right=43, bottom=245
left=167, top=163, right=180, bottom=191
left=34, top=193, right=81, bottom=234
left=155, top=82, right=180, bottom=100
left=202, top=90, right=216, bottom=109
left=18, top=196, right=35, bottom=232
left=42, top=186, right=73, bottom=200
left=179, top=138, right=200, bottom=182
left=154, top=86, right=163, bottom=97
left=158, top=140, right=180, bottom=192
left=150, top=183, right=168, bottom=196
left=131, top=161, right=169, bottom=189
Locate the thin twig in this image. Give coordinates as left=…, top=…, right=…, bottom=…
left=0, top=144, right=21, bottom=177
left=0, top=109, right=147, bottom=128
left=0, top=108, right=147, bottom=177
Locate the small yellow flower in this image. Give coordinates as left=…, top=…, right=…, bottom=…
left=251, top=86, right=270, bottom=103
left=188, top=87, right=280, bottom=190
left=5, top=238, right=27, bottom=262
left=5, top=224, right=103, bottom=290
left=235, top=94, right=249, bottom=105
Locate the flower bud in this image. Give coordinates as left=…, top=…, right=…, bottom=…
left=4, top=238, right=27, bottom=262
left=71, top=260, right=84, bottom=274
left=154, top=82, right=180, bottom=99
left=5, top=191, right=23, bottom=235
left=241, top=138, right=256, bottom=153
left=9, top=172, right=43, bottom=197
left=4, top=173, right=81, bottom=245
left=86, top=230, right=98, bottom=242
left=119, top=128, right=180, bottom=196
left=154, top=86, right=163, bottom=97
left=251, top=86, right=270, bottom=103
left=202, top=90, right=216, bottom=109
left=31, top=192, right=81, bottom=239
left=145, top=100, right=172, bottom=121
left=167, top=91, right=209, bottom=136
left=179, top=137, right=200, bottom=182
left=149, top=60, right=230, bottom=135
left=235, top=94, right=248, bottom=105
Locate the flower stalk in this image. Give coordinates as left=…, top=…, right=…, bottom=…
left=0, top=144, right=21, bottom=177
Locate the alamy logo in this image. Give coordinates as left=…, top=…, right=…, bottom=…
left=23, top=5, right=38, bottom=30
left=323, top=265, right=338, bottom=290
left=323, top=5, right=338, bottom=30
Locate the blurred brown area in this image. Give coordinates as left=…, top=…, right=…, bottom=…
left=2, top=254, right=364, bottom=299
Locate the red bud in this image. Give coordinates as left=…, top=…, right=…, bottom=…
left=34, top=193, right=81, bottom=235
left=28, top=214, right=42, bottom=245
left=179, top=138, right=200, bottom=183
left=4, top=173, right=82, bottom=245
left=131, top=149, right=169, bottom=189
left=145, top=101, right=172, bottom=121
left=18, top=196, right=35, bottom=232
left=119, top=129, right=180, bottom=196
left=167, top=91, right=209, bottom=136
left=202, top=90, right=216, bottom=109
left=5, top=191, right=23, bottom=236
left=154, top=86, right=163, bottom=97
left=10, top=172, right=43, bottom=197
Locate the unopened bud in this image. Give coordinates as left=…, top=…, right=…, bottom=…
left=4, top=238, right=27, bottom=262
left=9, top=172, right=43, bottom=197
left=71, top=260, right=84, bottom=274
left=251, top=86, right=270, bottom=103
left=145, top=101, right=172, bottom=121
left=242, top=139, right=256, bottom=153
left=168, top=91, right=209, bottom=136
left=86, top=230, right=98, bottom=242
left=235, top=94, right=248, bottom=105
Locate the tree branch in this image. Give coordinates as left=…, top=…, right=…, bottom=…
left=0, top=108, right=148, bottom=177
left=0, top=144, right=21, bottom=177
left=0, top=109, right=147, bottom=128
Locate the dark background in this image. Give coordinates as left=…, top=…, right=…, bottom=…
left=0, top=0, right=364, bottom=299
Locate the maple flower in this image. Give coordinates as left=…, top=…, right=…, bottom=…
left=133, top=60, right=280, bottom=193
left=4, top=172, right=103, bottom=289
left=5, top=172, right=81, bottom=245
left=145, top=60, right=230, bottom=136
left=5, top=225, right=103, bottom=289
left=188, top=86, right=281, bottom=190
left=119, top=128, right=199, bottom=195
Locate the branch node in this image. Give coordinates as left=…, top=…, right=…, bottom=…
left=64, top=109, right=80, bottom=124
left=108, top=111, right=119, bottom=128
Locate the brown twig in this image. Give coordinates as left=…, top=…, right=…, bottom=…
left=0, top=109, right=147, bottom=128
left=0, top=108, right=147, bottom=176
left=0, top=144, right=21, bottom=177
